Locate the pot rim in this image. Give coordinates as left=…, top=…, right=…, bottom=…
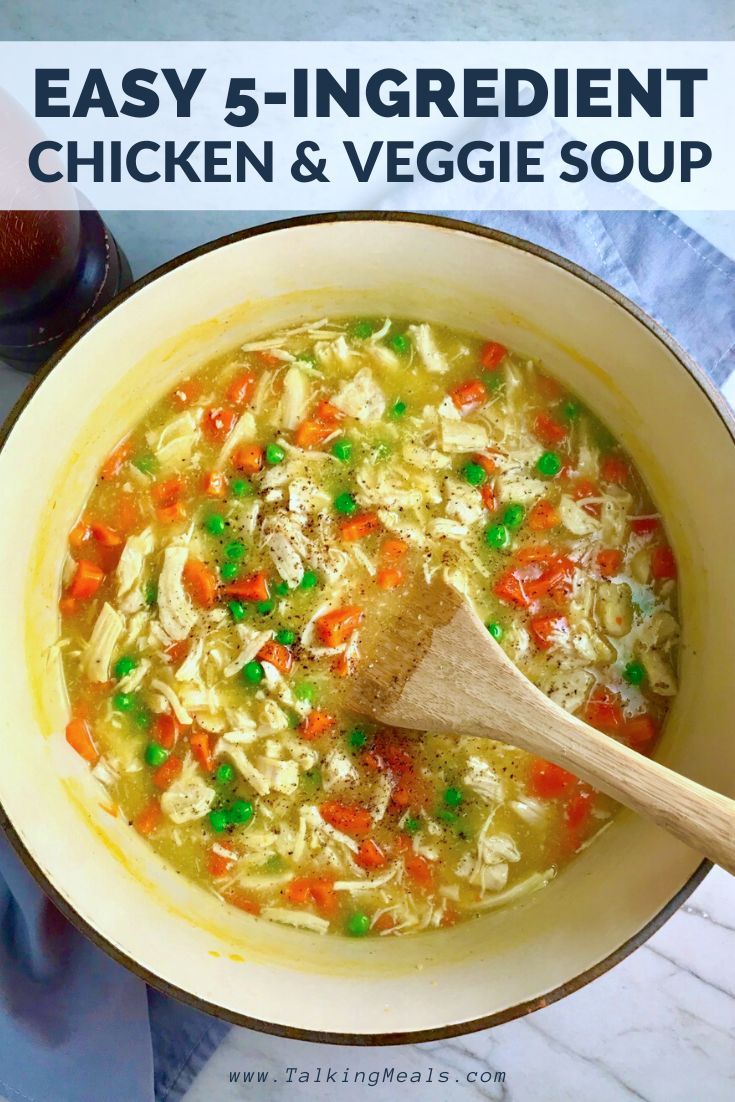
left=0, top=210, right=725, bottom=1046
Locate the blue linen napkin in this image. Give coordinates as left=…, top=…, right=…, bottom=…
left=0, top=209, right=733, bottom=1102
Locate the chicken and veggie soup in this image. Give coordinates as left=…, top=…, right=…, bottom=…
left=59, top=317, right=679, bottom=937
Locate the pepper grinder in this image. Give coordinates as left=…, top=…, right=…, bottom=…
left=0, top=91, right=132, bottom=373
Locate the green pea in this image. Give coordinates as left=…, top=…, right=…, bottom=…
left=113, top=692, right=135, bottom=713
left=294, top=681, right=315, bottom=703
left=228, top=600, right=246, bottom=623
left=296, top=352, right=317, bottom=366
left=133, top=453, right=156, bottom=475
left=114, top=655, right=137, bottom=680
left=302, top=766, right=322, bottom=790
left=209, top=809, right=230, bottom=834
left=220, top=561, right=240, bottom=582
left=503, top=503, right=525, bottom=529
left=404, top=816, right=421, bottom=834
left=275, top=628, right=296, bottom=645
left=225, top=541, right=246, bottom=560
left=486, top=621, right=503, bottom=641
left=265, top=442, right=286, bottom=465
left=387, top=333, right=411, bottom=356
left=436, top=808, right=459, bottom=824
left=144, top=582, right=158, bottom=606
left=462, top=461, right=486, bottom=487
left=273, top=581, right=290, bottom=596
left=346, top=912, right=371, bottom=937
left=331, top=438, right=353, bottom=462
left=229, top=799, right=254, bottom=824
left=624, top=661, right=646, bottom=686
left=485, top=523, right=510, bottom=549
left=215, top=763, right=234, bottom=785
left=134, top=708, right=152, bottom=731
left=144, top=742, right=168, bottom=767
left=229, top=478, right=252, bottom=498
left=242, top=660, right=264, bottom=685
left=390, top=399, right=407, bottom=418
left=350, top=319, right=376, bottom=339
left=204, top=513, right=227, bottom=536
left=444, top=786, right=463, bottom=807
left=537, top=451, right=562, bottom=478
left=348, top=727, right=367, bottom=750
left=334, top=491, right=357, bottom=516
left=561, top=399, right=580, bottom=422
left=256, top=599, right=275, bottom=615
left=300, top=570, right=318, bottom=590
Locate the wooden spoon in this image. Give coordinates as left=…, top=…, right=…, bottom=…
left=353, top=575, right=735, bottom=875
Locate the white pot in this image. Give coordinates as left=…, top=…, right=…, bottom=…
left=1, top=214, right=731, bottom=1043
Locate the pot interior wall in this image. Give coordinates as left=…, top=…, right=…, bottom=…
left=0, top=218, right=730, bottom=1037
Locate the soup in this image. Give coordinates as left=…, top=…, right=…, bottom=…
left=58, top=317, right=679, bottom=937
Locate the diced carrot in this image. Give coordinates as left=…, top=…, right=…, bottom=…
left=151, top=477, right=184, bottom=508
left=65, top=717, right=98, bottom=764
left=183, top=557, right=217, bottom=608
left=100, top=439, right=132, bottom=481
left=59, top=596, right=78, bottom=617
left=530, top=613, right=567, bottom=650
left=381, top=537, right=409, bottom=563
left=170, top=378, right=202, bottom=407
left=257, top=350, right=281, bottom=366
left=472, top=452, right=498, bottom=475
left=68, top=560, right=105, bottom=599
left=88, top=521, right=122, bottom=547
left=533, top=412, right=567, bottom=446
left=231, top=443, right=264, bottom=474
left=441, top=905, right=460, bottom=928
left=376, top=566, right=403, bottom=590
left=651, top=546, right=677, bottom=581
left=624, top=713, right=659, bottom=750
left=155, top=712, right=180, bottom=750
left=134, top=799, right=162, bottom=836
left=523, top=557, right=575, bottom=603
left=333, top=650, right=355, bottom=678
left=450, top=378, right=487, bottom=415
left=156, top=502, right=187, bottom=525
left=313, top=400, right=344, bottom=425
left=202, top=471, right=227, bottom=497
left=293, top=419, right=332, bottom=449
left=69, top=521, right=90, bottom=549
left=226, top=370, right=257, bottom=407
left=527, top=758, right=577, bottom=799
left=222, top=572, right=269, bottom=602
left=480, top=483, right=497, bottom=512
left=514, top=545, right=555, bottom=565
left=315, top=606, right=364, bottom=648
left=286, top=877, right=338, bottom=917
left=537, top=374, right=562, bottom=400
left=203, top=406, right=238, bottom=440
left=597, top=548, right=623, bottom=577
left=299, top=710, right=336, bottom=740
left=227, top=890, right=261, bottom=915
left=404, top=853, right=435, bottom=890
left=374, top=912, right=395, bottom=932
left=257, top=641, right=293, bottom=675
left=356, top=839, right=388, bottom=870
left=493, top=570, right=530, bottom=609
left=319, top=801, right=373, bottom=836
left=208, top=848, right=236, bottom=878
left=601, top=455, right=629, bottom=484
left=565, top=790, right=594, bottom=831
left=339, top=512, right=381, bottom=542
left=190, top=730, right=214, bottom=773
left=571, top=477, right=602, bottom=517
left=631, top=516, right=660, bottom=536
left=152, top=755, right=183, bottom=791
left=479, top=340, right=507, bottom=370
left=584, top=686, right=624, bottom=731
left=166, top=639, right=190, bottom=665
left=528, top=499, right=560, bottom=531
